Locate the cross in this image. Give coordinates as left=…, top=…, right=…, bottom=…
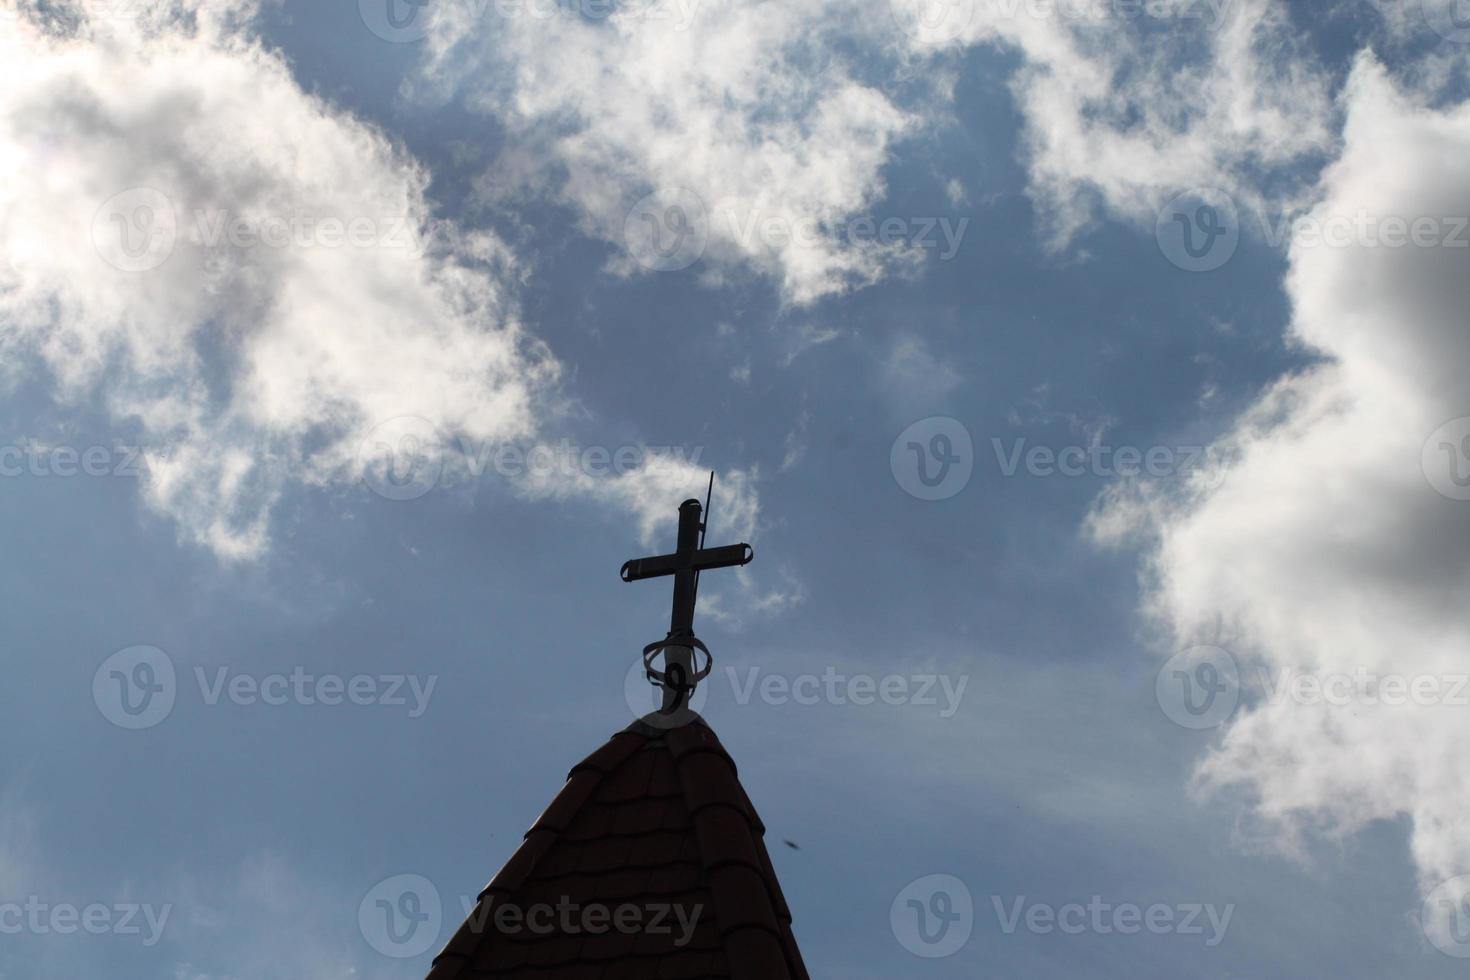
left=621, top=495, right=752, bottom=711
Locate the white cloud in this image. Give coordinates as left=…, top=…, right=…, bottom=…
left=417, top=0, right=1335, bottom=297
left=0, top=1, right=762, bottom=564
left=419, top=0, right=920, bottom=305
left=881, top=332, right=961, bottom=418
left=1090, top=55, right=1470, bottom=930
left=930, top=0, right=1333, bottom=243
left=0, top=3, right=548, bottom=557
left=779, top=322, right=843, bottom=367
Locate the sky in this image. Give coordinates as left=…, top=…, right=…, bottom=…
left=2, top=0, right=1470, bottom=976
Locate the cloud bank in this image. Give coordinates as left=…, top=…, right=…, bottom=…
left=1092, top=55, right=1470, bottom=933
left=420, top=0, right=921, bottom=305
left=0, top=1, right=755, bottom=562
left=417, top=0, right=1333, bottom=297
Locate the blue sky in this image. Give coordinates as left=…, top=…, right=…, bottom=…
left=3, top=0, right=1470, bottom=976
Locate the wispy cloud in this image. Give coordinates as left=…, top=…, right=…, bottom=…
left=0, top=1, right=765, bottom=570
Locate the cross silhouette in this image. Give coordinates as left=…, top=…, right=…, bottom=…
left=622, top=496, right=752, bottom=711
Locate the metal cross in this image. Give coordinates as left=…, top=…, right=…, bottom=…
left=621, top=494, right=752, bottom=712
left=621, top=497, right=753, bottom=638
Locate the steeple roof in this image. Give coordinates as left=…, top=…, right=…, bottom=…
left=427, top=717, right=809, bottom=980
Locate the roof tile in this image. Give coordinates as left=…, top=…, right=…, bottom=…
left=427, top=717, right=807, bottom=980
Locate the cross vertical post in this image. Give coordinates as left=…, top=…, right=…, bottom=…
left=655, top=500, right=703, bottom=714
left=668, top=499, right=702, bottom=638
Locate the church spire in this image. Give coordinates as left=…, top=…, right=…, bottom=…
left=426, top=482, right=808, bottom=980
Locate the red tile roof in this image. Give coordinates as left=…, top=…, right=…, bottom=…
left=427, top=717, right=809, bottom=980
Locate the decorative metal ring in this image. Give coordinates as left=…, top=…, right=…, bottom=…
left=642, top=636, right=712, bottom=693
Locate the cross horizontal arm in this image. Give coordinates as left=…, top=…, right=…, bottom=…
left=620, top=543, right=754, bottom=582
left=690, top=542, right=755, bottom=573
